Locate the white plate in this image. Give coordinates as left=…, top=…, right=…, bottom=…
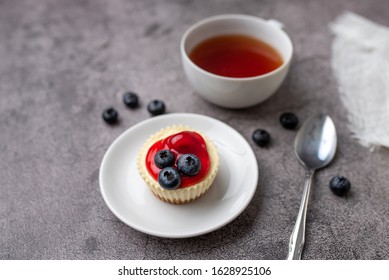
left=99, top=113, right=258, bottom=238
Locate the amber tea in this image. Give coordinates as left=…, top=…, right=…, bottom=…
left=189, top=34, right=283, bottom=78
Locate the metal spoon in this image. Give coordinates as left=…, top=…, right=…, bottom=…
left=287, top=114, right=337, bottom=260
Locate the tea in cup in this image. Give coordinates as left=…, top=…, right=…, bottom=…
left=180, top=14, right=293, bottom=108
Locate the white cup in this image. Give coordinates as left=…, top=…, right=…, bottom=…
left=180, top=14, right=293, bottom=108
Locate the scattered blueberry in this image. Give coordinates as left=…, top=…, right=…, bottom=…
left=280, top=112, right=299, bottom=130
left=158, top=167, right=181, bottom=190
left=177, top=154, right=201, bottom=176
left=252, top=129, right=271, bottom=147
left=154, top=150, right=175, bottom=169
left=329, top=176, right=351, bottom=196
left=102, top=107, right=118, bottom=124
left=123, top=92, right=139, bottom=108
left=147, top=100, right=165, bottom=116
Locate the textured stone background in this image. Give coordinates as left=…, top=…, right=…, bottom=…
left=1, top=0, right=388, bottom=259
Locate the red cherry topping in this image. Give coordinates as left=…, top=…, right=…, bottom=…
left=146, top=131, right=211, bottom=188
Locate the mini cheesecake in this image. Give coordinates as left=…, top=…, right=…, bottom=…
left=137, top=125, right=219, bottom=204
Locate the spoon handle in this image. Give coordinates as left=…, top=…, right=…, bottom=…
left=287, top=169, right=314, bottom=260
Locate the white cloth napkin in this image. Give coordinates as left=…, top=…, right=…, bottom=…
left=330, top=12, right=389, bottom=150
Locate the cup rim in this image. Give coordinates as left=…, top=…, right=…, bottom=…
left=180, top=14, right=293, bottom=81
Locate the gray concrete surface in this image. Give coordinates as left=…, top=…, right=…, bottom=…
left=0, top=0, right=388, bottom=259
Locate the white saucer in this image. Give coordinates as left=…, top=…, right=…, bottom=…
left=99, top=113, right=258, bottom=238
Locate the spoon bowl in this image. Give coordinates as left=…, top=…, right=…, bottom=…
left=295, top=114, right=337, bottom=170
left=287, top=114, right=337, bottom=260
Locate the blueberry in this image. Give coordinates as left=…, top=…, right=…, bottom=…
left=177, top=154, right=201, bottom=176
left=123, top=92, right=139, bottom=108
left=154, top=149, right=175, bottom=169
left=329, top=176, right=351, bottom=196
left=252, top=129, right=271, bottom=147
left=102, top=107, right=118, bottom=124
left=280, top=112, right=299, bottom=130
left=147, top=100, right=165, bottom=116
left=158, top=167, right=181, bottom=190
